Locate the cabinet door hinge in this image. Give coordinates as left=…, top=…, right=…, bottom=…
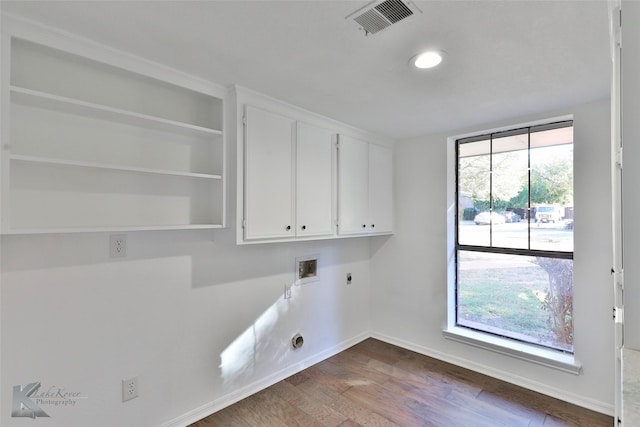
left=613, top=306, right=624, bottom=323
left=615, top=146, right=623, bottom=169
left=613, top=268, right=624, bottom=288
left=242, top=219, right=247, bottom=229
left=617, top=8, right=622, bottom=48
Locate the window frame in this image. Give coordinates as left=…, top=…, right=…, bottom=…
left=445, top=117, right=580, bottom=374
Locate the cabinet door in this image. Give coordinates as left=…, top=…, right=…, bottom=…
left=337, top=135, right=369, bottom=235
left=244, top=106, right=295, bottom=239
left=369, top=143, right=393, bottom=233
left=296, top=122, right=334, bottom=237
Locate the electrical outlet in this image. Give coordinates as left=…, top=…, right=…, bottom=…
left=110, top=234, right=127, bottom=258
left=347, top=273, right=352, bottom=285
left=122, top=376, right=138, bottom=402
left=284, top=283, right=292, bottom=300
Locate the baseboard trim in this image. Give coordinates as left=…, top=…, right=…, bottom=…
left=160, top=331, right=369, bottom=427
left=369, top=332, right=614, bottom=416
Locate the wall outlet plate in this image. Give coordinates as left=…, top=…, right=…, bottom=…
left=110, top=234, right=127, bottom=258
left=122, top=376, right=138, bottom=402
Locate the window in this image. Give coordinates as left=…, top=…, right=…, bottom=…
left=456, top=121, right=574, bottom=353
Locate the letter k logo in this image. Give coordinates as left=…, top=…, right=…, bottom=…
left=12, top=382, right=50, bottom=418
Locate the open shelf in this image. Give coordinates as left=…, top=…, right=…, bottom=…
left=4, top=224, right=223, bottom=235
left=11, top=86, right=222, bottom=138
left=10, top=154, right=223, bottom=180
left=7, top=161, right=223, bottom=232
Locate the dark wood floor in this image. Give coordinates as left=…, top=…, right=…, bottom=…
left=191, top=338, right=613, bottom=427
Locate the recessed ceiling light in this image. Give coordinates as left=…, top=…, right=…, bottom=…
left=411, top=51, right=443, bottom=69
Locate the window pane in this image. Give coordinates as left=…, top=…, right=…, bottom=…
left=458, top=139, right=490, bottom=246
left=491, top=133, right=529, bottom=249
left=530, top=127, right=573, bottom=252
left=457, top=250, right=573, bottom=352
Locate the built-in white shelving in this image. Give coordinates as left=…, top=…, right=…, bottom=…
left=1, top=37, right=225, bottom=234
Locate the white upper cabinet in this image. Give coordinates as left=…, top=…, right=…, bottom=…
left=1, top=37, right=225, bottom=234
left=244, top=105, right=295, bottom=240
left=296, top=121, right=335, bottom=237
left=236, top=89, right=392, bottom=244
left=243, top=106, right=335, bottom=241
left=338, top=135, right=393, bottom=235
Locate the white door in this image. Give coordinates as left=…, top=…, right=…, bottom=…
left=338, top=135, right=369, bottom=235
left=244, top=105, right=295, bottom=240
left=368, top=144, right=393, bottom=234
left=296, top=121, right=335, bottom=237
left=611, top=2, right=623, bottom=422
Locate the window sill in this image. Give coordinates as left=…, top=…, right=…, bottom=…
left=443, top=326, right=581, bottom=375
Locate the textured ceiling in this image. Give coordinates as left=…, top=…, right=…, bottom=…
left=0, top=1, right=611, bottom=139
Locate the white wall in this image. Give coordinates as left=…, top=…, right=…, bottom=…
left=370, top=98, right=614, bottom=414
left=1, top=229, right=372, bottom=427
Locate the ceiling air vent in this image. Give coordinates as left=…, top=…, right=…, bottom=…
left=347, top=0, right=422, bottom=35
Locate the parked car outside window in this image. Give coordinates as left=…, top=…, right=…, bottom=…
left=535, top=205, right=562, bottom=223
left=499, top=211, right=521, bottom=223
left=474, top=211, right=506, bottom=225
